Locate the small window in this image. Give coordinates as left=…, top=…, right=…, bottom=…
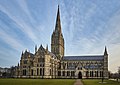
left=37, top=68, right=39, bottom=75
left=58, top=71, right=61, bottom=76
left=23, top=70, right=26, bottom=75
left=23, top=66, right=26, bottom=68
left=71, top=71, right=75, bottom=76
left=31, top=69, right=33, bottom=76
left=40, top=68, right=42, bottom=76
left=67, top=71, right=70, bottom=76
left=24, top=60, right=27, bottom=64
left=62, top=71, right=65, bottom=76
left=38, top=58, right=40, bottom=62
left=50, top=69, right=51, bottom=76
left=43, top=68, right=44, bottom=76
left=38, top=58, right=45, bottom=62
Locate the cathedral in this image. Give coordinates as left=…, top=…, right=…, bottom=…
left=15, top=6, right=108, bottom=79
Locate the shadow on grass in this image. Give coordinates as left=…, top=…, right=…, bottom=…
left=82, top=79, right=120, bottom=85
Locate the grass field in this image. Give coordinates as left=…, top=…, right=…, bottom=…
left=0, top=79, right=120, bottom=85
left=0, top=79, right=75, bottom=85
left=82, top=79, right=120, bottom=85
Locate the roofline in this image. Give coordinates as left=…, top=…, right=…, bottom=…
left=62, top=60, right=103, bottom=61
left=64, top=55, right=104, bottom=57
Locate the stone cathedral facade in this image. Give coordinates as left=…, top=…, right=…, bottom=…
left=15, top=6, right=108, bottom=79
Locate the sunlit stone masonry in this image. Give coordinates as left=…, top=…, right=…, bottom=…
left=15, top=5, right=108, bottom=79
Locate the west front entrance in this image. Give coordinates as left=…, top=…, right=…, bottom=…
left=78, top=72, right=82, bottom=79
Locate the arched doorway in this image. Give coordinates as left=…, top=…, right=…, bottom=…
left=78, top=71, right=82, bottom=79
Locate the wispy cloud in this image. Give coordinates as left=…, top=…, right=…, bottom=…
left=0, top=0, right=120, bottom=72
left=0, top=2, right=38, bottom=43
left=0, top=28, right=24, bottom=52
left=61, top=0, right=120, bottom=72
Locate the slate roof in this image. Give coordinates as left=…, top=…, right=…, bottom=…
left=48, top=51, right=56, bottom=59
left=62, top=55, right=104, bottom=61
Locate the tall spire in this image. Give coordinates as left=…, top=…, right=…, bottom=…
left=18, top=62, right=19, bottom=67
left=55, top=5, right=61, bottom=33
left=21, top=51, right=23, bottom=56
left=104, top=46, right=108, bottom=55
left=46, top=44, right=48, bottom=51
left=46, top=44, right=48, bottom=54
left=51, top=4, right=64, bottom=59
left=40, top=44, right=43, bottom=48
left=35, top=45, right=37, bottom=53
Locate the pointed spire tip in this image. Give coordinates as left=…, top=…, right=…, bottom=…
left=55, top=4, right=61, bottom=32
left=104, top=46, right=108, bottom=55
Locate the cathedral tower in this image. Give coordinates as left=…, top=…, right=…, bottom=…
left=51, top=5, right=64, bottom=59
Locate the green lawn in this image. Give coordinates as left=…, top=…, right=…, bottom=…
left=0, top=79, right=75, bottom=85
left=1, top=79, right=119, bottom=85
left=82, top=79, right=120, bottom=85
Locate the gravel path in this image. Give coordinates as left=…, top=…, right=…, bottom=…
left=74, top=79, right=83, bottom=85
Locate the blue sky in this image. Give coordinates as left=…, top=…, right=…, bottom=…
left=0, top=0, right=120, bottom=73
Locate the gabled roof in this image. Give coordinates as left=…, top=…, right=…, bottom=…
left=62, top=55, right=104, bottom=61
left=29, top=53, right=34, bottom=57
left=22, top=50, right=34, bottom=58
left=38, top=45, right=45, bottom=52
